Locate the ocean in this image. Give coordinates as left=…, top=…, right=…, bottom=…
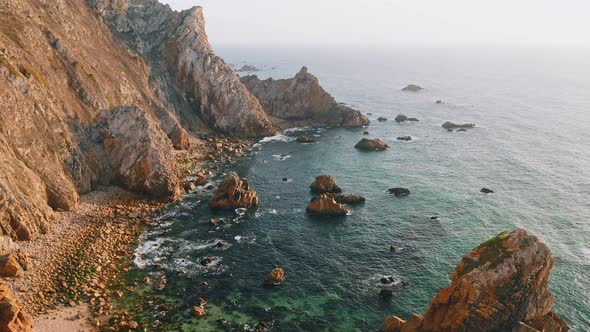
left=125, top=46, right=590, bottom=331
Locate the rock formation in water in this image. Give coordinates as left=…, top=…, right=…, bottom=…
left=306, top=194, right=349, bottom=217
left=310, top=176, right=342, bottom=194
left=236, top=64, right=260, bottom=72
left=209, top=173, right=259, bottom=210
left=395, top=114, right=419, bottom=122
left=241, top=67, right=370, bottom=128
left=402, top=84, right=424, bottom=92
left=263, top=267, right=285, bottom=287
left=381, top=230, right=569, bottom=332
left=441, top=122, right=475, bottom=129
left=355, top=138, right=390, bottom=151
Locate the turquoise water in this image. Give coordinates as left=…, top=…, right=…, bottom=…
left=131, top=46, right=590, bottom=331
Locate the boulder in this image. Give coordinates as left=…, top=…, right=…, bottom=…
left=441, top=122, right=475, bottom=129
left=382, top=316, right=406, bottom=332
left=236, top=64, right=260, bottom=72
left=306, top=194, right=349, bottom=217
left=402, top=84, right=424, bottom=92
left=388, top=188, right=411, bottom=197
left=378, top=117, right=388, bottom=122
left=435, top=100, right=443, bottom=104
left=0, top=254, right=23, bottom=277
left=0, top=281, right=33, bottom=331
left=0, top=237, right=18, bottom=256
left=333, top=194, right=366, bottom=205
left=381, top=230, right=570, bottom=332
left=480, top=188, right=494, bottom=194
left=363, top=131, right=370, bottom=135
left=194, top=175, right=208, bottom=186
left=263, top=267, right=285, bottom=287
left=192, top=306, right=206, bottom=318
left=310, top=176, right=342, bottom=194
left=397, top=136, right=412, bottom=141
left=395, top=115, right=419, bottom=122
left=296, top=135, right=316, bottom=143
left=209, top=173, right=259, bottom=210
left=355, top=138, right=389, bottom=151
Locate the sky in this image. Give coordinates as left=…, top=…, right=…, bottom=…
left=160, top=0, right=590, bottom=48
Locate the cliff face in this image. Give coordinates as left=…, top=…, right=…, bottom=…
left=98, top=0, right=275, bottom=137
left=241, top=67, right=370, bottom=127
left=382, top=230, right=569, bottom=332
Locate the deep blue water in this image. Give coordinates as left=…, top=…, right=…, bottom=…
left=129, top=46, right=590, bottom=331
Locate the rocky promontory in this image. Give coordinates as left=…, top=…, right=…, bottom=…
left=241, top=67, right=370, bottom=128
left=382, top=230, right=569, bottom=332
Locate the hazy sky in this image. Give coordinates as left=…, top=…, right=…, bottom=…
left=160, top=0, right=590, bottom=47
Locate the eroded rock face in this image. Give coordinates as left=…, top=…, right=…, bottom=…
left=101, top=0, right=275, bottom=137
left=310, top=176, right=342, bottom=194
left=209, top=173, right=259, bottom=210
left=382, top=230, right=569, bottom=332
left=241, top=67, right=369, bottom=128
left=306, top=194, right=349, bottom=217
left=0, top=281, right=33, bottom=331
left=90, top=106, right=182, bottom=199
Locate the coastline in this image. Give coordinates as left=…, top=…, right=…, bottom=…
left=4, top=135, right=254, bottom=330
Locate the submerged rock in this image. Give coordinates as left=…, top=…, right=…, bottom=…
left=355, top=138, right=389, bottom=151
left=306, top=194, right=349, bottom=217
left=395, top=114, right=419, bottom=122
left=402, top=84, right=424, bottom=92
left=381, top=230, right=570, bottom=332
left=480, top=188, right=494, bottom=194
left=397, top=136, right=412, bottom=141
left=296, top=135, right=316, bottom=143
left=363, top=131, right=370, bottom=135
left=388, top=188, right=411, bottom=197
left=263, top=267, right=285, bottom=287
left=441, top=121, right=475, bottom=129
left=380, top=276, right=396, bottom=284
left=435, top=100, right=443, bottom=104
left=209, top=173, right=259, bottom=210
left=378, top=117, right=388, bottom=122
left=379, top=289, right=394, bottom=299
left=310, top=175, right=342, bottom=194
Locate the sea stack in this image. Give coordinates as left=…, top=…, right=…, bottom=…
left=381, top=230, right=569, bottom=332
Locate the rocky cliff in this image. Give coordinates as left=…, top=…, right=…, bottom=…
left=382, top=230, right=569, bottom=332
left=241, top=67, right=370, bottom=127
left=0, top=0, right=363, bottom=241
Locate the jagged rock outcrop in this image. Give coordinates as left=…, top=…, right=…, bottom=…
left=241, top=67, right=369, bottom=128
left=89, top=106, right=182, bottom=199
left=306, top=194, right=349, bottom=217
left=0, top=281, right=33, bottom=331
left=310, top=176, right=342, bottom=194
left=98, top=0, right=275, bottom=137
left=209, top=173, right=259, bottom=210
left=382, top=230, right=569, bottom=332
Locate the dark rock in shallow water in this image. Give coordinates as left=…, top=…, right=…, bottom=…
left=200, top=257, right=215, bottom=266
left=310, top=175, right=342, bottom=194
left=381, top=276, right=396, bottom=284
left=402, top=84, right=424, bottom=92
left=355, top=138, right=389, bottom=151
left=363, top=131, right=370, bottom=135
left=480, top=188, right=494, bottom=194
left=216, top=318, right=228, bottom=327
left=397, top=136, right=412, bottom=141
left=442, top=121, right=475, bottom=129
left=296, top=135, right=316, bottom=143
left=388, top=188, right=411, bottom=197
left=282, top=177, right=289, bottom=182
left=457, top=128, right=468, bottom=132
left=390, top=245, right=396, bottom=252
left=379, top=289, right=394, bottom=298
left=378, top=117, right=388, bottom=122
left=435, top=100, right=443, bottom=104
left=430, top=216, right=439, bottom=220
left=395, top=114, right=419, bottom=122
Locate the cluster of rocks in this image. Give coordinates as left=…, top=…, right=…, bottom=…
left=382, top=230, right=569, bottom=332
left=209, top=173, right=260, bottom=210
left=306, top=176, right=365, bottom=217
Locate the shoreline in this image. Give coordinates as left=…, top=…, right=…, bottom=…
left=4, top=135, right=254, bottom=330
